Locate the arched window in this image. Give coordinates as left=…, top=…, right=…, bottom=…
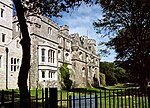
left=48, top=49, right=55, bottom=63
left=65, top=53, right=69, bottom=61
left=65, top=53, right=69, bottom=56
left=49, top=71, right=55, bottom=79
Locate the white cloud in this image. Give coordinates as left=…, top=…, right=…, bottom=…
left=52, top=4, right=116, bottom=62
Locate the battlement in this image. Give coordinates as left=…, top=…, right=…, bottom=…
left=41, top=16, right=58, bottom=28
left=60, top=25, right=69, bottom=30
left=70, top=33, right=80, bottom=39
left=88, top=39, right=96, bottom=45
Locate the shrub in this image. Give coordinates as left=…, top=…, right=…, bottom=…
left=64, top=79, right=72, bottom=90
left=59, top=63, right=72, bottom=90
left=99, top=73, right=106, bottom=86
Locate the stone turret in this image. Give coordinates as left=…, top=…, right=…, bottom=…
left=79, top=35, right=89, bottom=49
left=70, top=33, right=80, bottom=51
left=60, top=25, right=69, bottom=35
left=88, top=39, right=96, bottom=54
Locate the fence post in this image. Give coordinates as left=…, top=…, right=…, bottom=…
left=147, top=87, right=150, bottom=108
left=1, top=90, right=4, bottom=107
left=12, top=89, right=14, bottom=108
left=49, top=88, right=57, bottom=108
left=69, top=96, right=72, bottom=108
left=45, top=88, right=48, bottom=108
left=95, top=92, right=98, bottom=108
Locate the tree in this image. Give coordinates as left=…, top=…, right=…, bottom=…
left=100, top=61, right=128, bottom=85
left=12, top=0, right=97, bottom=107
left=114, top=60, right=138, bottom=83
left=100, top=62, right=117, bottom=85
left=114, top=67, right=128, bottom=83
left=59, top=63, right=72, bottom=90
left=94, top=0, right=150, bottom=89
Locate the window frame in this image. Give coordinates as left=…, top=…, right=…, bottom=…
left=41, top=48, right=45, bottom=62
left=49, top=71, right=55, bottom=79
left=16, top=23, right=20, bottom=32
left=2, top=33, right=5, bottom=42
left=41, top=70, right=45, bottom=78
left=16, top=40, right=20, bottom=48
left=58, top=37, right=62, bottom=43
left=11, top=58, right=19, bottom=72
left=1, top=8, right=4, bottom=18
left=0, top=55, right=2, bottom=68
left=48, top=27, right=52, bottom=35
left=48, top=49, right=55, bottom=63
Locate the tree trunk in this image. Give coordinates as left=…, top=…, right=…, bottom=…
left=13, top=0, right=31, bottom=107
left=138, top=64, right=148, bottom=93
left=139, top=78, right=148, bottom=94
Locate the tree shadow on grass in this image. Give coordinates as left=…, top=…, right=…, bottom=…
left=0, top=90, right=48, bottom=108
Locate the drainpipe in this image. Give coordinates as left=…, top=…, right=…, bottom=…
left=63, top=37, right=65, bottom=64
left=6, top=47, right=9, bottom=89
left=37, top=46, right=39, bottom=88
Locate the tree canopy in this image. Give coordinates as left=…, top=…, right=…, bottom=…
left=94, top=0, right=150, bottom=88
left=20, top=0, right=97, bottom=17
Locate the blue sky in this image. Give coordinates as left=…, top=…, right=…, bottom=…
left=52, top=4, right=116, bottom=62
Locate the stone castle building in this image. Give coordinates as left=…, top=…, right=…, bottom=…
left=0, top=0, right=100, bottom=89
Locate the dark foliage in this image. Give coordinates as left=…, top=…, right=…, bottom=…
left=60, top=63, right=72, bottom=90
left=94, top=0, right=150, bottom=88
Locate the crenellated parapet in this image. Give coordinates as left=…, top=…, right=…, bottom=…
left=70, top=33, right=96, bottom=54
left=59, top=25, right=69, bottom=35
left=88, top=39, right=96, bottom=45
left=42, top=16, right=58, bottom=28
